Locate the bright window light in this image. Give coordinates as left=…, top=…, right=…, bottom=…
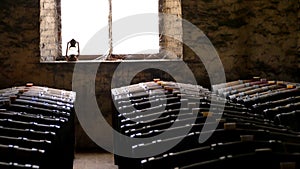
left=112, top=0, right=159, bottom=54
left=61, top=0, right=159, bottom=56
left=61, top=0, right=109, bottom=55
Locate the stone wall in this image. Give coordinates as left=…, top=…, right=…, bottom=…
left=182, top=0, right=299, bottom=81
left=40, top=0, right=61, bottom=61
left=160, top=0, right=183, bottom=58
left=0, top=0, right=299, bottom=149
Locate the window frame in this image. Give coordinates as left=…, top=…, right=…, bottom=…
left=40, top=0, right=183, bottom=62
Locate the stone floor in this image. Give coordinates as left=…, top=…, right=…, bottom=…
left=73, top=152, right=118, bottom=169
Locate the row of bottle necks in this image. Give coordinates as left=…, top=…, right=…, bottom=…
left=1, top=79, right=297, bottom=108
left=0, top=83, right=76, bottom=104
left=113, top=78, right=298, bottom=107
left=112, top=78, right=299, bottom=130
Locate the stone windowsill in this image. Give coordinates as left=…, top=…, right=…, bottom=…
left=41, top=59, right=182, bottom=64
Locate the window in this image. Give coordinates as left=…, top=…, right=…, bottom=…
left=61, top=0, right=109, bottom=56
left=111, top=0, right=159, bottom=55
left=40, top=0, right=182, bottom=61
left=61, top=0, right=159, bottom=57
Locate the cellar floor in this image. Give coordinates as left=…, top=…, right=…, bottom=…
left=73, top=152, right=117, bottom=169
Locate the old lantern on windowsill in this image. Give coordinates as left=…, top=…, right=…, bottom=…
left=66, top=39, right=80, bottom=61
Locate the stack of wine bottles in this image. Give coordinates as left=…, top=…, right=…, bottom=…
left=112, top=79, right=300, bottom=169
left=0, top=83, right=76, bottom=169
left=213, top=78, right=300, bottom=132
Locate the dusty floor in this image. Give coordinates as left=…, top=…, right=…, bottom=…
left=73, top=152, right=118, bottom=169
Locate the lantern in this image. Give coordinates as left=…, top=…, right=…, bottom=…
left=66, top=39, right=80, bottom=61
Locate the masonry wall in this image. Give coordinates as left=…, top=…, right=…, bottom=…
left=182, top=0, right=299, bottom=81
left=0, top=0, right=299, bottom=149
left=40, top=0, right=61, bottom=61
